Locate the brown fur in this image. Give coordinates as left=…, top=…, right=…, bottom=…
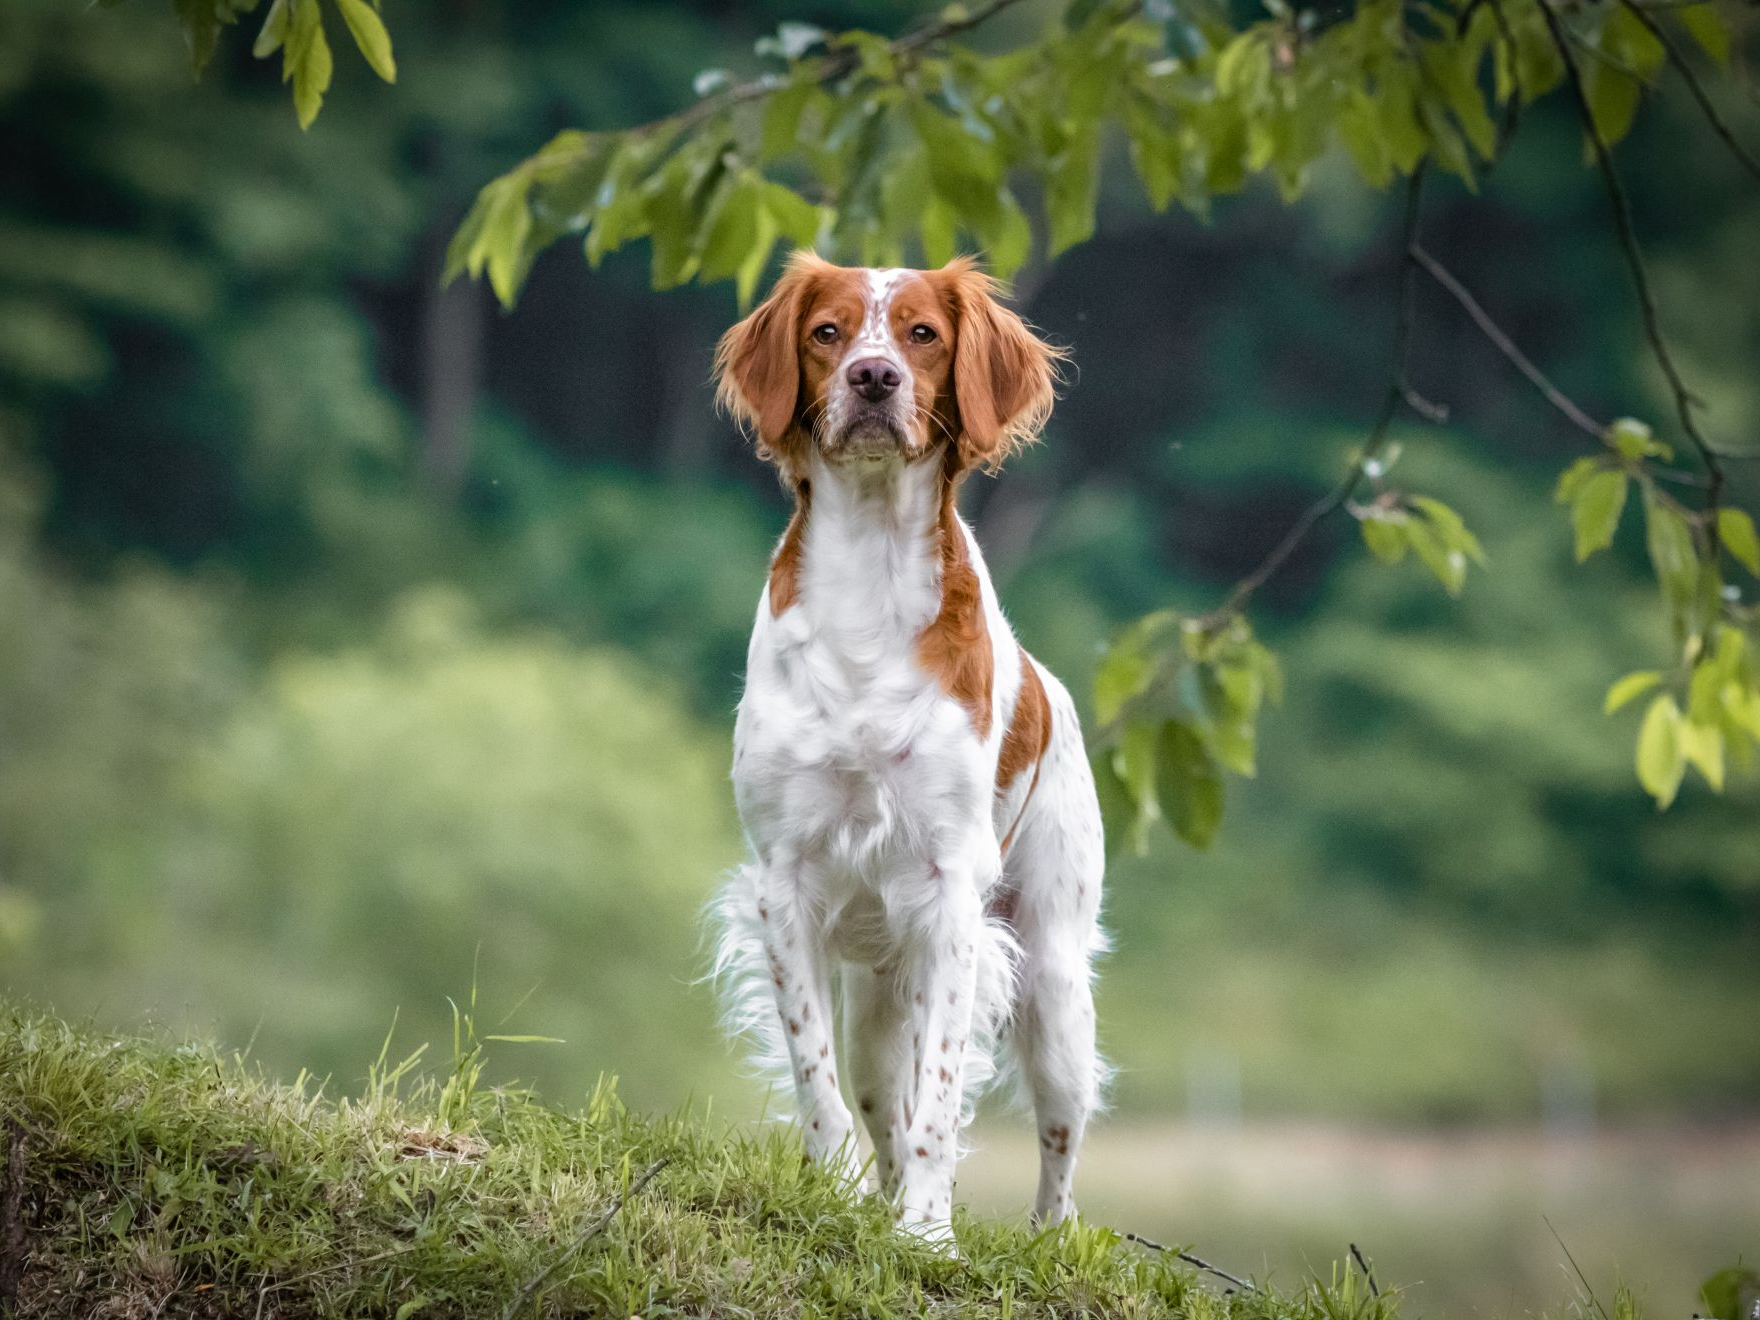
left=768, top=482, right=809, bottom=616
left=926, top=257, right=1065, bottom=474
left=915, top=483, right=995, bottom=738
left=996, top=646, right=1052, bottom=789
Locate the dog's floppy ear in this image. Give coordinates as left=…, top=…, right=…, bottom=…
left=715, top=255, right=821, bottom=471
left=941, top=257, right=1063, bottom=472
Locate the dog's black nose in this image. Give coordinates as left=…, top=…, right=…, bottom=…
left=846, top=357, right=901, bottom=403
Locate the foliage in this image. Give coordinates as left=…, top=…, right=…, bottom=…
left=417, top=0, right=1760, bottom=844
left=0, top=1006, right=1422, bottom=1318
left=133, top=0, right=397, bottom=128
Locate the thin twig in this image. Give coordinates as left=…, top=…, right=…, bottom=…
left=0, top=1120, right=26, bottom=1317
left=1203, top=164, right=1429, bottom=626
left=500, top=1158, right=669, bottom=1320
left=1413, top=243, right=1715, bottom=486
left=1541, top=1, right=1727, bottom=534
left=1410, top=243, right=1604, bottom=439
left=1349, top=1242, right=1381, bottom=1297
left=1123, top=1232, right=1258, bottom=1293
left=1618, top=0, right=1760, bottom=185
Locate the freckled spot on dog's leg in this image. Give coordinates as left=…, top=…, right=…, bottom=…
left=788, top=1019, right=800, bottom=1035
left=915, top=1147, right=928, bottom=1158
left=819, top=1043, right=829, bottom=1058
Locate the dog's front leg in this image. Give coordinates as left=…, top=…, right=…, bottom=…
left=759, top=865, right=863, bottom=1186
left=895, top=872, right=982, bottom=1244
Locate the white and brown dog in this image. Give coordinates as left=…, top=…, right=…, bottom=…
left=710, top=254, right=1107, bottom=1244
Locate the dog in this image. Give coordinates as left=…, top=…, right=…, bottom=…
left=710, top=254, right=1107, bottom=1244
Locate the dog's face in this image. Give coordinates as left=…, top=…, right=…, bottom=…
left=716, top=254, right=1061, bottom=479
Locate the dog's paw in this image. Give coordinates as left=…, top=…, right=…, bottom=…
left=895, top=1204, right=959, bottom=1255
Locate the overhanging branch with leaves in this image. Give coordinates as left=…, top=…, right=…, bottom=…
left=154, top=0, right=1760, bottom=847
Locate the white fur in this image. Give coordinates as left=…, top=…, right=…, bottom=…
left=710, top=272, right=1108, bottom=1245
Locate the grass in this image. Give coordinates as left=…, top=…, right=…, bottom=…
left=0, top=1005, right=1637, bottom=1320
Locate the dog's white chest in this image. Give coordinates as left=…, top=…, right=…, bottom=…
left=734, top=629, right=983, bottom=871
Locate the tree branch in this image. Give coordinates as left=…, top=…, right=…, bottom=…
left=1349, top=1243, right=1382, bottom=1298
left=1410, top=243, right=1605, bottom=440
left=499, top=1158, right=669, bottom=1320
left=1123, top=1232, right=1258, bottom=1293
left=1202, top=165, right=1428, bottom=626
left=1618, top=0, right=1760, bottom=186
left=1540, top=1, right=1727, bottom=535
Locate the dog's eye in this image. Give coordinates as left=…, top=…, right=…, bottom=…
left=909, top=324, right=937, bottom=344
left=812, top=323, right=839, bottom=344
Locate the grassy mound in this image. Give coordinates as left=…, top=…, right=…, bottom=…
left=0, top=1007, right=1483, bottom=1317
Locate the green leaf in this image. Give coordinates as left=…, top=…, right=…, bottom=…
left=1635, top=693, right=1685, bottom=808
left=1198, top=670, right=1257, bottom=776
left=1406, top=516, right=1467, bottom=595
left=334, top=0, right=396, bottom=83
left=1091, top=748, right=1140, bottom=859
left=758, top=182, right=821, bottom=247
left=1570, top=469, right=1628, bottom=561
left=1604, top=670, right=1663, bottom=714
left=1046, top=126, right=1100, bottom=257
left=174, top=0, right=225, bottom=76
left=1554, top=456, right=1601, bottom=504
left=1717, top=508, right=1760, bottom=576
left=919, top=192, right=958, bottom=269
left=697, top=174, right=761, bottom=287
left=478, top=176, right=535, bottom=308
left=1679, top=717, right=1725, bottom=791
left=1675, top=4, right=1730, bottom=63
left=1155, top=720, right=1224, bottom=849
left=760, top=79, right=817, bottom=161
left=253, top=0, right=292, bottom=58
left=734, top=207, right=779, bottom=311
left=1643, top=488, right=1698, bottom=603
left=1094, top=611, right=1179, bottom=726
left=285, top=0, right=333, bottom=131
left=1581, top=52, right=1641, bottom=148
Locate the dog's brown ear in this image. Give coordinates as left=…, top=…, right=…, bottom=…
left=941, top=257, right=1063, bottom=472
left=715, top=255, right=820, bottom=471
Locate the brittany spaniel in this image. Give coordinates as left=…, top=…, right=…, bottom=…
left=710, top=254, right=1107, bottom=1244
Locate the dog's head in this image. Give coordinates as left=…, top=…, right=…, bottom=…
left=715, top=254, right=1063, bottom=481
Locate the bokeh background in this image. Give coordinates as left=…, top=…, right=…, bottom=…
left=2, top=1, right=1756, bottom=1314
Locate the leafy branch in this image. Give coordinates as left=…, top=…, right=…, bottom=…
left=145, top=0, right=396, bottom=129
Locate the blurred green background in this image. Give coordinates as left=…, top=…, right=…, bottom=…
left=1, top=1, right=1756, bottom=1313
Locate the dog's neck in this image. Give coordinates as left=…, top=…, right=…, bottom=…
left=790, top=448, right=950, bottom=642
left=768, top=445, right=994, bottom=734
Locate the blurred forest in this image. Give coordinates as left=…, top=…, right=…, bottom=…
left=1, top=0, right=1757, bottom=1142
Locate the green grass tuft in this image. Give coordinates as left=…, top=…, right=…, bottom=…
left=0, top=1004, right=1570, bottom=1318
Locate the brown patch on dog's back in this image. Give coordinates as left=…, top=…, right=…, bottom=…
left=996, top=647, right=1050, bottom=789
